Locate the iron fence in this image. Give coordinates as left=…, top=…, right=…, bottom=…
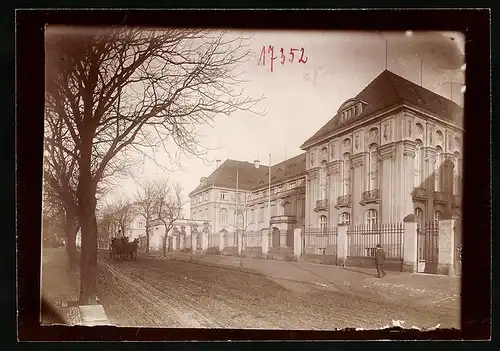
left=347, top=223, right=403, bottom=259
left=417, top=221, right=439, bottom=265
left=244, top=231, right=262, bottom=248
left=184, top=235, right=192, bottom=249
left=302, top=227, right=338, bottom=256
left=207, top=232, right=220, bottom=248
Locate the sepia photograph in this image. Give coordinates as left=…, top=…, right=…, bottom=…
left=39, top=24, right=467, bottom=332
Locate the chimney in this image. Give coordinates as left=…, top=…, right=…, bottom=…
left=254, top=160, right=260, bottom=169
left=216, top=159, right=221, bottom=168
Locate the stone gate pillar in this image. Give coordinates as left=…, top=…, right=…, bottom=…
left=438, top=217, right=456, bottom=276
left=402, top=214, right=418, bottom=273
left=293, top=228, right=302, bottom=258
left=261, top=228, right=269, bottom=257
left=337, top=223, right=349, bottom=267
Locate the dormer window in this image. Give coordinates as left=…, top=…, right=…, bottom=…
left=339, top=101, right=363, bottom=123
left=285, top=171, right=291, bottom=176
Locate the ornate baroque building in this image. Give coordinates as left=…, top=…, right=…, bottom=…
left=300, top=70, right=463, bottom=230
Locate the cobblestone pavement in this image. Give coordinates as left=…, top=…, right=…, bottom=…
left=96, top=252, right=459, bottom=330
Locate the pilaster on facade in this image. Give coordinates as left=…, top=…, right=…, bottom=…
left=401, top=140, right=416, bottom=158
left=327, top=160, right=341, bottom=175
left=378, top=142, right=396, bottom=160
left=423, top=147, right=437, bottom=163
left=306, top=169, right=318, bottom=180
left=350, top=152, right=365, bottom=167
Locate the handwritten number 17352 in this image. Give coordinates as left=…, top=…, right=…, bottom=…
left=258, top=45, right=308, bottom=72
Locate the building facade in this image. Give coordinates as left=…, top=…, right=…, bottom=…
left=300, top=70, right=463, bottom=230
left=189, top=155, right=307, bottom=249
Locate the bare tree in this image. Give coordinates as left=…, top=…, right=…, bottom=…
left=153, top=180, right=186, bottom=257
left=135, top=180, right=157, bottom=254
left=45, top=26, right=264, bottom=303
left=110, top=198, right=135, bottom=237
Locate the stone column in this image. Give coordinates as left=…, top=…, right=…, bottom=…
left=438, top=217, right=456, bottom=275
left=191, top=230, right=197, bottom=250
left=337, top=223, right=349, bottom=267
left=402, top=214, right=418, bottom=272
left=201, top=230, right=209, bottom=252
left=261, top=229, right=269, bottom=257
left=378, top=143, right=396, bottom=223
left=172, top=235, right=177, bottom=250
left=305, top=175, right=310, bottom=229
left=443, top=154, right=455, bottom=212
left=350, top=153, right=365, bottom=224
left=401, top=141, right=416, bottom=221
left=293, top=228, right=302, bottom=258
left=327, top=161, right=340, bottom=222
left=219, top=231, right=224, bottom=252
left=423, top=147, right=436, bottom=222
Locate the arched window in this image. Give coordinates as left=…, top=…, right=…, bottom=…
left=415, top=207, right=423, bottom=225
left=220, top=208, right=228, bottom=223
left=434, top=210, right=441, bottom=224
left=339, top=212, right=350, bottom=225
left=366, top=209, right=378, bottom=229
left=453, top=152, right=460, bottom=195
left=319, top=215, right=328, bottom=233
left=341, top=153, right=351, bottom=196
left=368, top=144, right=378, bottom=191
left=414, top=139, right=423, bottom=187
left=283, top=201, right=291, bottom=215
left=319, top=161, right=327, bottom=200
left=435, top=146, right=443, bottom=191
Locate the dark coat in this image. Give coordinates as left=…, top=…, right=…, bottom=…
left=375, top=247, right=386, bottom=265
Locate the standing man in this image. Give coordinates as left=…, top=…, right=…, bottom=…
left=375, top=244, right=386, bottom=278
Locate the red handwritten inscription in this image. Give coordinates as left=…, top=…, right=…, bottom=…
left=258, top=46, right=308, bottom=72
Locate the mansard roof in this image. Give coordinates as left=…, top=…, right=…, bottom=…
left=188, top=159, right=269, bottom=197
left=252, top=152, right=306, bottom=190
left=301, top=70, right=463, bottom=149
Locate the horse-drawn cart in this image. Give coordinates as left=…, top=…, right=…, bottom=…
left=110, top=237, right=139, bottom=261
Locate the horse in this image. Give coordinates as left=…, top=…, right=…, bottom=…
left=110, top=236, right=127, bottom=260
left=124, top=239, right=139, bottom=260
left=110, top=237, right=138, bottom=260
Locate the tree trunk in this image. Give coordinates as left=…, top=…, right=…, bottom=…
left=162, top=231, right=167, bottom=257
left=65, top=212, right=78, bottom=270
left=77, top=137, right=99, bottom=305
left=145, top=226, right=150, bottom=254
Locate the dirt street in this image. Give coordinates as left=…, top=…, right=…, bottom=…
left=96, top=253, right=459, bottom=330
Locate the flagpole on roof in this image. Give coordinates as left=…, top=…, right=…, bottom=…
left=420, top=59, right=423, bottom=86
left=385, top=39, right=388, bottom=70
left=268, top=154, right=271, bottom=228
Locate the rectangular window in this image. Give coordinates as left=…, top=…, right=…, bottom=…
left=220, top=191, right=228, bottom=200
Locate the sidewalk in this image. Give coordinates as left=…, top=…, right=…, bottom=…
left=41, top=247, right=82, bottom=325
left=156, top=252, right=460, bottom=310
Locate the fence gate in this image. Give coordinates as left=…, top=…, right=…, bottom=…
left=417, top=222, right=439, bottom=274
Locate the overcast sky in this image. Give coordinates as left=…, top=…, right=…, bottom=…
left=106, top=30, right=465, bottom=215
